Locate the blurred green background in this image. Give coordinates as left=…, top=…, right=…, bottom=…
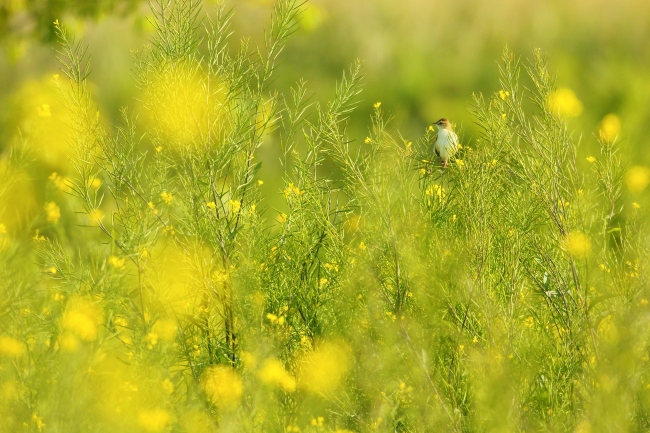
left=1, top=0, right=649, bottom=188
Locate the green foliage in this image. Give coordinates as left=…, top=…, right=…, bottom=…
left=0, top=1, right=649, bottom=432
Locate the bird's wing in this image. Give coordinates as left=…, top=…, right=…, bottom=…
left=434, top=135, right=441, bottom=157
left=449, top=131, right=459, bottom=146
left=448, top=131, right=459, bottom=153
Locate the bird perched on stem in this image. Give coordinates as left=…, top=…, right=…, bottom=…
left=432, top=118, right=459, bottom=168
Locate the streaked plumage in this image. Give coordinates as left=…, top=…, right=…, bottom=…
left=433, top=118, right=459, bottom=168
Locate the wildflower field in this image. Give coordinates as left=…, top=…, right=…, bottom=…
left=1, top=0, right=650, bottom=432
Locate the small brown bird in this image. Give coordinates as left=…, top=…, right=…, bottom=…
left=432, top=118, right=459, bottom=168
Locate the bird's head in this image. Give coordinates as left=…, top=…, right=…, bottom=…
left=432, top=118, right=451, bottom=131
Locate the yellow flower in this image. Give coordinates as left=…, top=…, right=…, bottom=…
left=229, top=199, right=241, bottom=213
left=37, top=103, right=51, bottom=117
left=278, top=213, right=288, bottom=224
left=61, top=298, right=101, bottom=342
left=44, top=201, right=61, bottom=223
left=54, top=19, right=59, bottom=27
left=257, top=179, right=264, bottom=186
left=0, top=335, right=24, bottom=358
left=153, top=319, right=177, bottom=342
left=201, top=365, right=243, bottom=409
left=358, top=241, right=367, bottom=251
left=299, top=341, right=350, bottom=393
left=563, top=232, right=591, bottom=257
left=49, top=172, right=71, bottom=192
left=523, top=316, right=534, bottom=328
left=137, top=409, right=172, bottom=432
left=548, top=88, right=583, bottom=117
left=155, top=146, right=163, bottom=152
left=107, top=255, right=125, bottom=269
left=87, top=177, right=101, bottom=188
left=498, top=90, right=509, bottom=100
left=284, top=182, right=302, bottom=198
left=632, top=202, right=640, bottom=209
left=626, top=166, right=650, bottom=193
left=373, top=102, right=381, bottom=109
left=161, top=191, right=174, bottom=205
left=89, top=209, right=104, bottom=224
left=258, top=358, right=297, bottom=392
left=364, top=137, right=371, bottom=144
left=456, top=159, right=465, bottom=168
left=206, top=201, right=216, bottom=210
left=586, top=156, right=596, bottom=163
left=599, top=114, right=621, bottom=142
left=162, top=378, right=174, bottom=395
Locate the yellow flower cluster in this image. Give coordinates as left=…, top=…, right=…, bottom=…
left=49, top=172, right=72, bottom=192
left=37, top=103, right=51, bottom=117
left=284, top=183, right=303, bottom=199
left=299, top=341, right=350, bottom=393
left=599, top=113, right=621, bottom=142
left=201, top=365, right=243, bottom=409
left=258, top=358, right=297, bottom=392
left=161, top=191, right=174, bottom=205
left=563, top=232, right=591, bottom=257
left=0, top=335, right=24, bottom=358
left=228, top=199, right=241, bottom=213
left=44, top=201, right=61, bottom=223
left=107, top=255, right=125, bottom=269
left=137, top=408, right=171, bottom=432
left=626, top=166, right=650, bottom=193
left=61, top=298, right=102, bottom=345
left=548, top=88, right=583, bottom=117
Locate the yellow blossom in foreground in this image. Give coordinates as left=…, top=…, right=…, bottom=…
left=299, top=341, right=350, bottom=394
left=257, top=179, right=264, bottom=186
left=599, top=113, right=621, bottom=142
left=632, top=202, right=640, bottom=210
left=87, top=177, right=101, bottom=188
left=626, top=166, right=650, bottom=193
left=61, top=298, right=102, bottom=342
left=138, top=409, right=172, bottom=432
left=202, top=365, right=243, bottom=409
left=548, top=88, right=583, bottom=117
left=498, top=90, right=509, bottom=100
left=89, top=209, right=104, bottom=224
left=229, top=200, right=241, bottom=213
left=206, top=201, right=216, bottom=210
left=44, top=201, right=61, bottom=223
left=162, top=378, right=174, bottom=395
left=107, top=255, right=125, bottom=269
left=161, top=191, right=174, bottom=205
left=564, top=232, right=591, bottom=257
left=37, top=103, right=51, bottom=117
left=0, top=335, right=24, bottom=358
left=278, top=213, right=288, bottom=224
left=373, top=102, right=381, bottom=109
left=153, top=319, right=177, bottom=342
left=258, top=358, right=297, bottom=392
left=364, top=137, right=371, bottom=144
left=49, top=172, right=72, bottom=192
left=586, top=156, right=596, bottom=163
